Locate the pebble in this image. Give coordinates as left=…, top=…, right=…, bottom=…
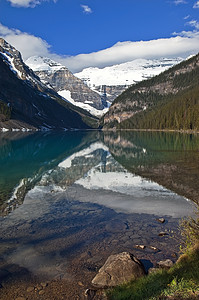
left=156, top=218, right=165, bottom=223
left=135, top=244, right=145, bottom=250
left=41, top=282, right=48, bottom=288
left=15, top=297, right=26, bottom=300
left=26, top=286, right=34, bottom=292
left=171, top=253, right=177, bottom=258
left=35, top=285, right=42, bottom=291
left=148, top=246, right=159, bottom=252
left=158, top=232, right=169, bottom=237
left=38, top=290, right=45, bottom=295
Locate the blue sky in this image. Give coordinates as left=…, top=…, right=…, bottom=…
left=0, top=0, right=199, bottom=71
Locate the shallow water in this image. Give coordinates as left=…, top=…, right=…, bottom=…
left=0, top=130, right=198, bottom=299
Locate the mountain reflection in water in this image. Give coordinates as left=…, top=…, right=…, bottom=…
left=0, top=130, right=197, bottom=216
left=0, top=130, right=197, bottom=286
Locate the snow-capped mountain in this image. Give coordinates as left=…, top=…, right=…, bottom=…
left=24, top=56, right=183, bottom=116
left=75, top=57, right=183, bottom=87
left=0, top=38, right=49, bottom=90
left=26, top=56, right=108, bottom=117
left=103, top=53, right=199, bottom=128
left=0, top=38, right=96, bottom=130
left=74, top=58, right=183, bottom=104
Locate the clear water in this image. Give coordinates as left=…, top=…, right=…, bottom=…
left=0, top=130, right=198, bottom=284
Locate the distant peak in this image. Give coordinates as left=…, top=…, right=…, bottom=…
left=26, top=56, right=67, bottom=73
left=0, top=38, right=21, bottom=59
left=75, top=57, right=183, bottom=86
left=0, top=38, right=11, bottom=48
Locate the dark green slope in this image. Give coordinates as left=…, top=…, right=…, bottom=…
left=120, top=84, right=199, bottom=130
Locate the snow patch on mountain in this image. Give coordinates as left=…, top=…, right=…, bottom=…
left=58, top=90, right=108, bottom=117
left=26, top=56, right=65, bottom=73
left=75, top=58, right=183, bottom=87
left=1, top=52, right=23, bottom=79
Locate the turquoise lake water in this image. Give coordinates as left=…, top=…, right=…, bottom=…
left=0, top=130, right=198, bottom=288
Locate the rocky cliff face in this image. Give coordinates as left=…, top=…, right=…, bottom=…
left=103, top=54, right=199, bottom=127
left=0, top=39, right=54, bottom=94
left=94, top=85, right=127, bottom=103
left=0, top=39, right=97, bottom=130
left=26, top=56, right=104, bottom=112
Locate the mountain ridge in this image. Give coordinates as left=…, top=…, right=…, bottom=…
left=75, top=57, right=183, bottom=86
left=26, top=56, right=108, bottom=117
left=74, top=57, right=183, bottom=106
left=0, top=38, right=98, bottom=130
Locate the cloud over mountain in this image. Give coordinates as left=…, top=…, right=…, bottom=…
left=0, top=23, right=50, bottom=58
left=0, top=23, right=199, bottom=73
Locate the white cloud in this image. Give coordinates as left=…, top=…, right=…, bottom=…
left=187, top=20, right=199, bottom=30
left=7, top=0, right=57, bottom=8
left=0, top=23, right=199, bottom=73
left=61, top=33, right=199, bottom=72
left=172, top=30, right=198, bottom=38
left=184, top=15, right=190, bottom=20
left=81, top=5, right=92, bottom=14
left=193, top=1, right=199, bottom=8
left=0, top=23, right=50, bottom=58
left=174, top=0, right=187, bottom=4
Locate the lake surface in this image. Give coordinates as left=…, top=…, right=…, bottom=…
left=0, top=131, right=198, bottom=299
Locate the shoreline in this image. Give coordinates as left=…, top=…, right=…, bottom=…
left=1, top=126, right=199, bottom=134
left=103, top=128, right=199, bottom=134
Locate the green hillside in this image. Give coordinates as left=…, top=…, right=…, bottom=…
left=119, top=84, right=199, bottom=130
left=103, top=53, right=199, bottom=131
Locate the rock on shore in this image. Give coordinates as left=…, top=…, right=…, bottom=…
left=92, top=252, right=146, bottom=287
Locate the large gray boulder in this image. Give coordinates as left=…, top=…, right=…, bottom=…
left=91, top=252, right=145, bottom=287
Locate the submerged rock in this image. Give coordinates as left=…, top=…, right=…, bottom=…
left=26, top=287, right=34, bottom=292
left=158, top=232, right=169, bottom=237
left=38, top=290, right=45, bottom=295
left=148, top=246, right=159, bottom=252
left=156, top=218, right=165, bottom=223
left=41, top=282, right=48, bottom=288
left=135, top=244, right=146, bottom=250
left=91, top=252, right=145, bottom=287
